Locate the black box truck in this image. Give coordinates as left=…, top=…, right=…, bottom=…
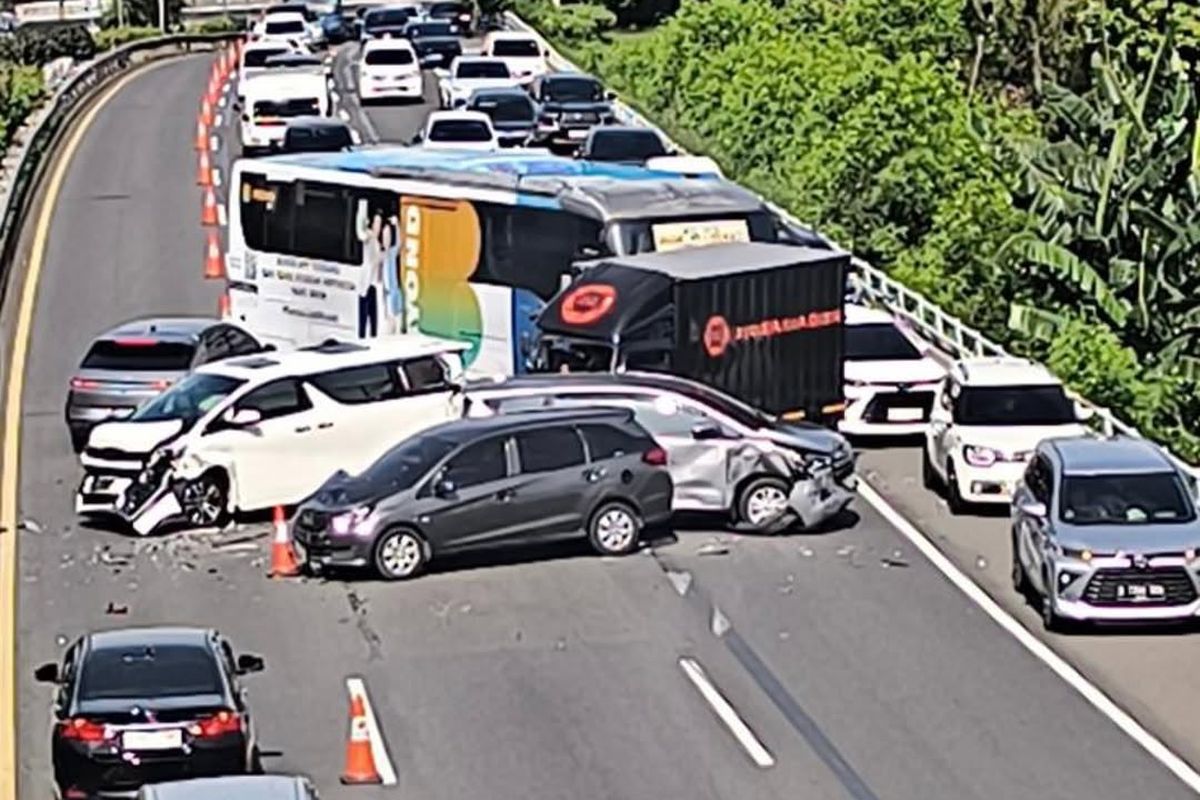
left=535, top=242, right=848, bottom=424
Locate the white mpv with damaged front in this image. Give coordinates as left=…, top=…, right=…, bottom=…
left=76, top=336, right=468, bottom=535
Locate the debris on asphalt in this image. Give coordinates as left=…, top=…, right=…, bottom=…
left=99, top=549, right=132, bottom=566
left=779, top=630, right=790, bottom=640
left=459, top=603, right=472, bottom=614
left=104, top=601, right=128, bottom=615
left=179, top=561, right=196, bottom=571
left=554, top=638, right=567, bottom=651
left=835, top=545, right=856, bottom=558
left=18, top=517, right=43, bottom=534
left=799, top=546, right=815, bottom=558
left=697, top=541, right=730, bottom=556
left=710, top=605, right=731, bottom=637
left=55, top=634, right=68, bottom=647
left=665, top=569, right=692, bottom=597
left=880, top=557, right=910, bottom=568
left=59, top=553, right=73, bottom=567
left=975, top=556, right=988, bottom=570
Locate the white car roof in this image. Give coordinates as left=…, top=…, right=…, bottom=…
left=952, top=357, right=1062, bottom=387
left=451, top=55, right=507, bottom=68
left=199, top=334, right=469, bottom=383
left=363, top=37, right=415, bottom=52
left=263, top=10, right=306, bottom=23
left=241, top=73, right=325, bottom=100
left=426, top=110, right=493, bottom=126
left=843, top=304, right=897, bottom=326
left=243, top=40, right=296, bottom=54
left=644, top=155, right=721, bottom=177
left=485, top=31, right=539, bottom=43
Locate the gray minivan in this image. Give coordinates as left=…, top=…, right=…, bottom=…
left=137, top=775, right=317, bottom=799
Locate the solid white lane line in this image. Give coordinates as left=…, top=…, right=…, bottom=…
left=209, top=135, right=219, bottom=152
left=856, top=481, right=1200, bottom=794
left=346, top=677, right=399, bottom=785
left=679, top=657, right=775, bottom=768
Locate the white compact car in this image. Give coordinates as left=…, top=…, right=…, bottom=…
left=239, top=71, right=330, bottom=152
left=840, top=304, right=945, bottom=436
left=238, top=40, right=301, bottom=80
left=76, top=336, right=469, bottom=535
left=358, top=38, right=422, bottom=102
left=479, top=31, right=548, bottom=84
left=923, top=357, right=1090, bottom=512
left=416, top=110, right=499, bottom=150
left=436, top=56, right=520, bottom=109
left=258, top=11, right=311, bottom=44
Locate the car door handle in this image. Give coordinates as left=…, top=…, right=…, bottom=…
left=294, top=425, right=311, bottom=433
left=495, top=488, right=515, bottom=502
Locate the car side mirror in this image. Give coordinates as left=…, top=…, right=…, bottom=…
left=223, top=407, right=263, bottom=428
left=34, top=663, right=59, bottom=683
left=434, top=479, right=457, bottom=498
left=691, top=422, right=724, bottom=441
left=1018, top=500, right=1047, bottom=518
left=236, top=653, right=265, bottom=674
left=605, top=90, right=616, bottom=101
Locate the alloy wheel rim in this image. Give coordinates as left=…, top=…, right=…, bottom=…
left=382, top=533, right=421, bottom=576
left=746, top=486, right=787, bottom=525
left=596, top=509, right=635, bottom=552
left=183, top=480, right=222, bottom=526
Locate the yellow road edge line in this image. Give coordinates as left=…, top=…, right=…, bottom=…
left=0, top=57, right=187, bottom=800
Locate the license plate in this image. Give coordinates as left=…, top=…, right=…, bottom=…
left=122, top=729, right=182, bottom=751
left=568, top=129, right=588, bottom=140
left=886, top=407, right=924, bottom=422
left=1117, top=583, right=1166, bottom=601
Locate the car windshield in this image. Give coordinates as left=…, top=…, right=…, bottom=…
left=544, top=77, right=603, bottom=102
left=132, top=373, right=243, bottom=427
left=662, top=380, right=775, bottom=430
left=493, top=39, right=539, bottom=57
left=458, top=61, right=509, bottom=79
left=254, top=98, right=321, bottom=118
left=285, top=125, right=351, bottom=151
left=360, top=434, right=458, bottom=492
left=409, top=22, right=455, bottom=37
left=429, top=1, right=466, bottom=15
left=1060, top=472, right=1195, bottom=525
left=244, top=48, right=288, bottom=68
left=82, top=339, right=194, bottom=371
left=78, top=645, right=223, bottom=701
left=473, top=94, right=533, bottom=122
left=367, top=8, right=412, bottom=26
left=954, top=385, right=1076, bottom=426
left=365, top=47, right=414, bottom=65
left=267, top=4, right=314, bottom=20
left=430, top=120, right=491, bottom=142
left=587, top=130, right=667, bottom=162
left=845, top=322, right=923, bottom=361
left=265, top=19, right=305, bottom=34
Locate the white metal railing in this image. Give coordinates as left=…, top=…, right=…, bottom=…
left=503, top=11, right=1197, bottom=475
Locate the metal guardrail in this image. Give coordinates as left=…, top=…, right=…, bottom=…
left=502, top=11, right=1197, bottom=474
left=0, top=31, right=240, bottom=308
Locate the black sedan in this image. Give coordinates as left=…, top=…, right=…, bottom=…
left=292, top=407, right=674, bottom=579
left=466, top=87, right=537, bottom=147
left=36, top=627, right=265, bottom=799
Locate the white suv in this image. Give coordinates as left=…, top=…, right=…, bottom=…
left=358, top=38, right=422, bottom=103
left=77, top=336, right=468, bottom=534
left=923, top=357, right=1089, bottom=512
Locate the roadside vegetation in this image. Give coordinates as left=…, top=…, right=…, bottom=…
left=508, top=0, right=1200, bottom=460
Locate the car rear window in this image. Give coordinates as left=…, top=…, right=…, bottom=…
left=265, top=19, right=305, bottom=34
left=244, top=47, right=288, bottom=68
left=365, top=47, right=414, bottom=65
left=473, top=94, right=534, bottom=122
left=285, top=125, right=352, bottom=152
left=579, top=422, right=645, bottom=460
left=457, top=61, right=509, bottom=79
left=82, top=340, right=195, bottom=371
left=367, top=8, right=413, bottom=26
left=492, top=39, right=539, bottom=57
left=430, top=120, right=491, bottom=142
left=78, top=644, right=223, bottom=700
left=310, top=363, right=405, bottom=404
left=587, top=130, right=667, bottom=162
left=254, top=98, right=321, bottom=118
left=516, top=426, right=585, bottom=473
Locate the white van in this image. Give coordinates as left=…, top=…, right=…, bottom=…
left=358, top=38, right=422, bottom=102
left=76, top=336, right=470, bottom=535
left=239, top=71, right=330, bottom=152
left=238, top=40, right=300, bottom=81
left=258, top=11, right=311, bottom=44
left=479, top=31, right=548, bottom=84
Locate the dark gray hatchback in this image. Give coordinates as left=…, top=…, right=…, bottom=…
left=65, top=317, right=262, bottom=452
left=292, top=407, right=674, bottom=579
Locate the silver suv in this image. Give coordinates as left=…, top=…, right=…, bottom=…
left=466, top=372, right=856, bottom=532
left=1012, top=436, right=1200, bottom=630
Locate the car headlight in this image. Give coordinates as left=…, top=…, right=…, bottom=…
left=1053, top=543, right=1093, bottom=562
left=331, top=505, right=374, bottom=536
left=963, top=445, right=999, bottom=467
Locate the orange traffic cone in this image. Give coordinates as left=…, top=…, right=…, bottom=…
left=340, top=695, right=382, bottom=785
left=201, top=188, right=219, bottom=226
left=217, top=291, right=230, bottom=319
left=203, top=230, right=225, bottom=279
left=197, top=150, right=213, bottom=186
left=194, top=118, right=209, bottom=151
left=268, top=506, right=302, bottom=578
left=200, top=96, right=213, bottom=126
left=226, top=46, right=237, bottom=73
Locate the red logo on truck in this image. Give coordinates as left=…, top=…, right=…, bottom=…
left=703, top=308, right=841, bottom=358
left=703, top=315, right=732, bottom=357
left=561, top=284, right=617, bottom=326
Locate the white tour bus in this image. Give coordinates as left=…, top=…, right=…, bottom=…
left=224, top=147, right=825, bottom=377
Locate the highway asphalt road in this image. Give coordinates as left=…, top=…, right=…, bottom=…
left=5, top=44, right=1200, bottom=800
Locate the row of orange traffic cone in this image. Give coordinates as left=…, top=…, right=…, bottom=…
left=199, top=42, right=239, bottom=315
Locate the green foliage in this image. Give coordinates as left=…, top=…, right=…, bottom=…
left=512, top=1, right=615, bottom=41
left=94, top=26, right=160, bottom=51
left=599, top=0, right=677, bottom=28
left=0, top=24, right=96, bottom=65
left=113, top=0, right=184, bottom=29
left=185, top=16, right=239, bottom=34
left=0, top=64, right=44, bottom=148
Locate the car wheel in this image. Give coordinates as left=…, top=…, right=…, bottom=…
left=1010, top=531, right=1031, bottom=599
left=945, top=462, right=967, bottom=515
left=738, top=476, right=791, bottom=532
left=921, top=444, right=939, bottom=491
left=249, top=746, right=264, bottom=774
left=1041, top=572, right=1069, bottom=632
left=70, top=430, right=87, bottom=454
left=180, top=471, right=229, bottom=528
left=373, top=527, right=427, bottom=580
left=587, top=501, right=640, bottom=556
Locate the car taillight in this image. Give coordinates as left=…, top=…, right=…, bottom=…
left=642, top=447, right=667, bottom=466
left=189, top=709, right=242, bottom=738
left=60, top=718, right=109, bottom=742
left=115, top=337, right=157, bottom=347
left=70, top=377, right=98, bottom=390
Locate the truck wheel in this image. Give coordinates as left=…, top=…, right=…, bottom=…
left=180, top=471, right=229, bottom=529
left=738, top=477, right=790, bottom=532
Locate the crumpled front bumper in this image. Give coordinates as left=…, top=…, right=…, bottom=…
left=784, top=466, right=856, bottom=530
left=75, top=459, right=183, bottom=535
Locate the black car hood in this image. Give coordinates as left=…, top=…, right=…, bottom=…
left=542, top=100, right=611, bottom=114
left=312, top=468, right=390, bottom=507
